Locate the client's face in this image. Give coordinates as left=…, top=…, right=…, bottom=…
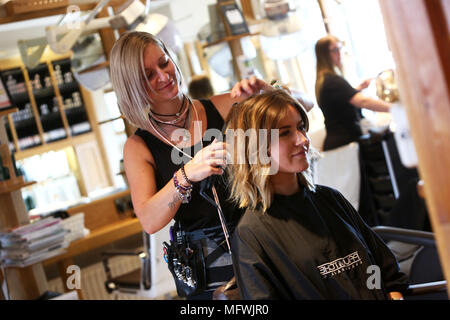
left=270, top=105, right=310, bottom=175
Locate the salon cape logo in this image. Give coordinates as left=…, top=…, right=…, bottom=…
left=317, top=251, right=363, bottom=278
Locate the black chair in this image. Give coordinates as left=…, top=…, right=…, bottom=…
left=372, top=226, right=448, bottom=299
left=359, top=130, right=430, bottom=230
left=102, top=232, right=151, bottom=296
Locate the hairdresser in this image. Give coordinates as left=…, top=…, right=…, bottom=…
left=109, top=31, right=277, bottom=299
left=315, top=35, right=392, bottom=151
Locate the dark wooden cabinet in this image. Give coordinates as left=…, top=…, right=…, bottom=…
left=0, top=58, right=92, bottom=152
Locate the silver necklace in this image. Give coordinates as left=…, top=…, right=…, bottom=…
left=150, top=99, right=191, bottom=145
left=148, top=97, right=201, bottom=159
left=149, top=96, right=189, bottom=125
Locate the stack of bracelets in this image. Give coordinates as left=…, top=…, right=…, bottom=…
left=173, top=165, right=193, bottom=203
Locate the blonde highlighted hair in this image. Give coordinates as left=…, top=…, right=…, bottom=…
left=225, top=89, right=316, bottom=214
left=109, top=31, right=184, bottom=129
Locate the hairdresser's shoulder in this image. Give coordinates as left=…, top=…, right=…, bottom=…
left=123, top=131, right=154, bottom=161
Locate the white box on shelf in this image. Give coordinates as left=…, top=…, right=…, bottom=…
left=61, top=213, right=86, bottom=243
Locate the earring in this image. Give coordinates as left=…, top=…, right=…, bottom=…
left=303, top=140, right=310, bottom=152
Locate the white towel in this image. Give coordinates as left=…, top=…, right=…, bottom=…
left=312, top=142, right=361, bottom=210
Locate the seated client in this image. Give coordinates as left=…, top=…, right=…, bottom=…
left=224, top=89, right=408, bottom=300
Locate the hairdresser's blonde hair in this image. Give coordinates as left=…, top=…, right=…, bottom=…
left=225, top=89, right=315, bottom=214
left=110, top=31, right=185, bottom=129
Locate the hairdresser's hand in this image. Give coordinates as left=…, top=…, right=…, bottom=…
left=183, top=139, right=228, bottom=183
left=230, top=76, right=273, bottom=99
left=356, top=78, right=372, bottom=91
left=291, top=89, right=315, bottom=112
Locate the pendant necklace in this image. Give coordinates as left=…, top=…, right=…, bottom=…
left=148, top=97, right=199, bottom=159
left=150, top=98, right=191, bottom=146
left=149, top=95, right=189, bottom=125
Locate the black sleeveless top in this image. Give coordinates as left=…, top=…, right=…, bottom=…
left=318, top=74, right=361, bottom=151
left=135, top=99, right=243, bottom=232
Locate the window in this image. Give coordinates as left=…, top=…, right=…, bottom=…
left=320, top=0, right=395, bottom=121
left=20, top=149, right=82, bottom=213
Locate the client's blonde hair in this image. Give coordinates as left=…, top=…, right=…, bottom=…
left=110, top=31, right=184, bottom=129
left=225, top=89, right=315, bottom=214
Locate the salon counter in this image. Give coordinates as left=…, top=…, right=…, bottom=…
left=42, top=188, right=142, bottom=299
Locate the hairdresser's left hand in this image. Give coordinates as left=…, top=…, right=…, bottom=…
left=356, top=78, right=372, bottom=91
left=230, top=76, right=273, bottom=99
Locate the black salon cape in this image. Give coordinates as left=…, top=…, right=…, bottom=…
left=231, top=185, right=408, bottom=300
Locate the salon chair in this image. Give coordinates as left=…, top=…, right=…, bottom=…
left=372, top=226, right=448, bottom=299
left=102, top=231, right=151, bottom=296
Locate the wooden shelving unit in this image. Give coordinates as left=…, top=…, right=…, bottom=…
left=0, top=109, right=45, bottom=300
left=0, top=0, right=129, bottom=300
left=194, top=1, right=258, bottom=82
left=0, top=107, right=18, bottom=118
left=0, top=181, right=35, bottom=195
left=0, top=58, right=93, bottom=152
left=14, top=131, right=95, bottom=161
left=0, top=141, right=35, bottom=194
left=201, top=33, right=256, bottom=49
left=0, top=44, right=114, bottom=301
left=0, top=53, right=114, bottom=196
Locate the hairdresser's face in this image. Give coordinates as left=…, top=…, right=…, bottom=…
left=143, top=44, right=178, bottom=102
left=329, top=39, right=342, bottom=68
left=270, top=105, right=310, bottom=174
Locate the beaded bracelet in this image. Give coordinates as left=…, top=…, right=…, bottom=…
left=173, top=172, right=192, bottom=204
left=180, top=164, right=194, bottom=186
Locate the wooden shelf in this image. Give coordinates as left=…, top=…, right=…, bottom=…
left=97, top=115, right=124, bottom=126
left=14, top=131, right=95, bottom=160
left=1, top=58, right=93, bottom=155
left=0, top=4, right=123, bottom=300
left=0, top=107, right=18, bottom=118
left=202, top=33, right=258, bottom=48
left=0, top=0, right=129, bottom=24
left=0, top=180, right=36, bottom=195
left=43, top=217, right=142, bottom=266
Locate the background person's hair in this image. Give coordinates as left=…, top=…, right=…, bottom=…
left=314, top=34, right=342, bottom=103
left=188, top=74, right=214, bottom=99
left=110, top=31, right=185, bottom=129
left=225, top=89, right=315, bottom=215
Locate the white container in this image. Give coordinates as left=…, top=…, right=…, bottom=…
left=61, top=213, right=86, bottom=243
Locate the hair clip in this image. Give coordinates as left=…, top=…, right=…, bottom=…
left=270, top=79, right=291, bottom=93
left=270, top=79, right=282, bottom=89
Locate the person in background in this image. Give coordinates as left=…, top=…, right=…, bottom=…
left=315, top=35, right=392, bottom=151
left=314, top=35, right=394, bottom=226
left=188, top=74, right=214, bottom=99
left=109, top=31, right=273, bottom=299
left=226, top=89, right=408, bottom=300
